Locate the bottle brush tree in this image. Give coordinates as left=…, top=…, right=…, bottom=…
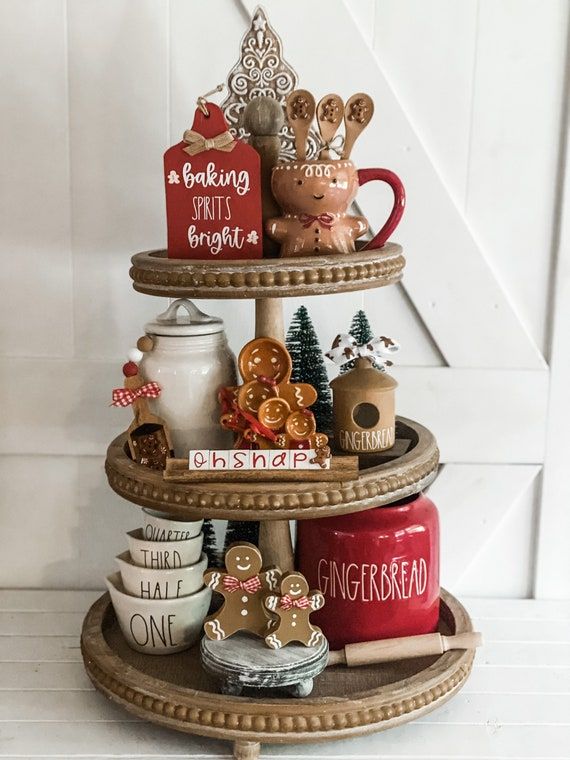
left=286, top=305, right=333, bottom=434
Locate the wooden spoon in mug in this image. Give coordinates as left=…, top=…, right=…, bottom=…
left=286, top=89, right=316, bottom=160
left=342, top=92, right=374, bottom=159
left=316, top=93, right=344, bottom=159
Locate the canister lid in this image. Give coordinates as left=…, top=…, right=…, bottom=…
left=144, top=298, right=224, bottom=337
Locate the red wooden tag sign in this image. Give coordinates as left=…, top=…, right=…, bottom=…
left=164, top=103, right=263, bottom=259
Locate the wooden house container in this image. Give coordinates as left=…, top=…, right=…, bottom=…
left=330, top=357, right=397, bottom=453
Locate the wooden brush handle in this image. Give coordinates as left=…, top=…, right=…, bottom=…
left=329, top=631, right=482, bottom=667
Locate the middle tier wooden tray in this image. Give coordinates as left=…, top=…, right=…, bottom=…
left=105, top=416, right=439, bottom=520
left=130, top=244, right=404, bottom=299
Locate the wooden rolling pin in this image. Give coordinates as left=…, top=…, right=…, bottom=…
left=327, top=631, right=483, bottom=667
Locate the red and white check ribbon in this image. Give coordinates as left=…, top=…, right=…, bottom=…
left=280, top=594, right=311, bottom=610
left=111, top=382, right=161, bottom=407
left=223, top=575, right=262, bottom=594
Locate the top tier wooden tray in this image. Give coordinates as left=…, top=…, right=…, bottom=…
left=130, top=244, right=404, bottom=299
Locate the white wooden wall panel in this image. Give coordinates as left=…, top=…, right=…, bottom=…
left=0, top=0, right=74, bottom=358
left=0, top=0, right=568, bottom=597
left=466, top=0, right=568, bottom=354
left=429, top=464, right=540, bottom=598
left=374, top=0, right=478, bottom=205
left=67, top=0, right=169, bottom=360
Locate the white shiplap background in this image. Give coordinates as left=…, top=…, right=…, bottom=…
left=1, top=0, right=569, bottom=598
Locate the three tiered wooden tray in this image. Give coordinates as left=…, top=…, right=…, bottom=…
left=81, top=249, right=474, bottom=759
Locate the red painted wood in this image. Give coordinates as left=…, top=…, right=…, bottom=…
left=164, top=103, right=263, bottom=259
left=297, top=494, right=440, bottom=649
left=358, top=167, right=405, bottom=250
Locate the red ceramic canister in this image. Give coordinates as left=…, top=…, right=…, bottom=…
left=296, top=494, right=440, bottom=650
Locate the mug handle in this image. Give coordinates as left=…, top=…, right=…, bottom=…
left=357, top=168, right=406, bottom=249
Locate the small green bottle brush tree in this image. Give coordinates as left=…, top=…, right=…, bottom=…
left=286, top=305, right=332, bottom=435
left=341, top=309, right=385, bottom=373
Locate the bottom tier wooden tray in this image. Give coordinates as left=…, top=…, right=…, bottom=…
left=81, top=589, right=474, bottom=760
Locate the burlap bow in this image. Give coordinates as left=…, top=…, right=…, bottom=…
left=326, top=333, right=400, bottom=369
left=183, top=128, right=236, bottom=156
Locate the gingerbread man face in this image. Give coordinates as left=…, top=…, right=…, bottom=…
left=271, top=161, right=359, bottom=217
left=224, top=544, right=263, bottom=581
left=238, top=380, right=276, bottom=414
left=258, top=397, right=291, bottom=430
left=281, top=573, right=309, bottom=598
left=239, top=338, right=292, bottom=384
left=286, top=411, right=316, bottom=441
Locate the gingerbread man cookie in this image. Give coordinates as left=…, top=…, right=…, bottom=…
left=220, top=337, right=328, bottom=451
left=203, top=543, right=281, bottom=641
left=264, top=572, right=325, bottom=649
left=274, top=411, right=328, bottom=450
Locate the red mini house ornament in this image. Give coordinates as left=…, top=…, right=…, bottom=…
left=164, top=103, right=263, bottom=259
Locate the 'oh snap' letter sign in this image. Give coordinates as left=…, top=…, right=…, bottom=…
left=164, top=102, right=263, bottom=259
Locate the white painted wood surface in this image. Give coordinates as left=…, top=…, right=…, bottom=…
left=0, top=590, right=568, bottom=758
left=0, top=0, right=569, bottom=597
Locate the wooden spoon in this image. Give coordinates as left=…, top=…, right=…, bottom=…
left=342, top=92, right=374, bottom=159
left=316, top=93, right=344, bottom=159
left=285, top=89, right=316, bottom=160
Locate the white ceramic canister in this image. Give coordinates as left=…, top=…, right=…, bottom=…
left=140, top=299, right=237, bottom=457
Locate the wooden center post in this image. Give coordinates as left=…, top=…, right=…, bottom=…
left=255, top=297, right=294, bottom=571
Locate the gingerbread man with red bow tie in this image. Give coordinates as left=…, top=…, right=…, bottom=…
left=266, top=160, right=368, bottom=257
left=264, top=571, right=325, bottom=649
left=203, top=543, right=281, bottom=641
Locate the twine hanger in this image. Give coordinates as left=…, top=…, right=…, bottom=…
left=197, top=83, right=226, bottom=117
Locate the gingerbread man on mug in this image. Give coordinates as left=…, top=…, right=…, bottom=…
left=267, top=160, right=368, bottom=257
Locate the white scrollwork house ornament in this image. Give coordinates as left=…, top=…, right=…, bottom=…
left=221, top=6, right=320, bottom=161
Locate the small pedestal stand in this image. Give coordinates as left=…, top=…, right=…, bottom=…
left=81, top=248, right=475, bottom=760
left=201, top=632, right=329, bottom=698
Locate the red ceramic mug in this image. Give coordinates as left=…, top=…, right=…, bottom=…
left=296, top=493, right=440, bottom=650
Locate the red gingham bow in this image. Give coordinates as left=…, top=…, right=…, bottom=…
left=280, top=594, right=311, bottom=610
left=223, top=575, right=262, bottom=594
left=299, top=213, right=335, bottom=229
left=111, top=382, right=161, bottom=407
